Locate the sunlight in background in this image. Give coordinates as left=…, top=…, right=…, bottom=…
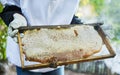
left=76, top=0, right=104, bottom=22
left=76, top=0, right=120, bottom=43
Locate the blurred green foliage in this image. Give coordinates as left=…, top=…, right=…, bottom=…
left=106, top=0, right=120, bottom=43
left=0, top=3, right=7, bottom=60
left=0, top=3, right=3, bottom=12
left=80, top=0, right=120, bottom=43
left=80, top=0, right=105, bottom=15
left=89, top=0, right=105, bottom=15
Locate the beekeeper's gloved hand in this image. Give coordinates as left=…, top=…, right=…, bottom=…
left=8, top=13, right=27, bottom=42
left=71, top=15, right=83, bottom=24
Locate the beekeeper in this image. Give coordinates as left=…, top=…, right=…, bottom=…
left=0, top=0, right=82, bottom=75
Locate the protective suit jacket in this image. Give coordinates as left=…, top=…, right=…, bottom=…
left=0, top=0, right=81, bottom=72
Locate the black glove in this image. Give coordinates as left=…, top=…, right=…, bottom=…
left=71, top=15, right=83, bottom=24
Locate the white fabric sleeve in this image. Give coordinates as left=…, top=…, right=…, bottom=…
left=0, top=0, right=20, bottom=7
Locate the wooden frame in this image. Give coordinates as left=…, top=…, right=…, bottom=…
left=17, top=23, right=116, bottom=70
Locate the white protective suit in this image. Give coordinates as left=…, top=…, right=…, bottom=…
left=0, top=0, right=80, bottom=72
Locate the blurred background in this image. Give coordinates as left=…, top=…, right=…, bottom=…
left=0, top=0, right=120, bottom=75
